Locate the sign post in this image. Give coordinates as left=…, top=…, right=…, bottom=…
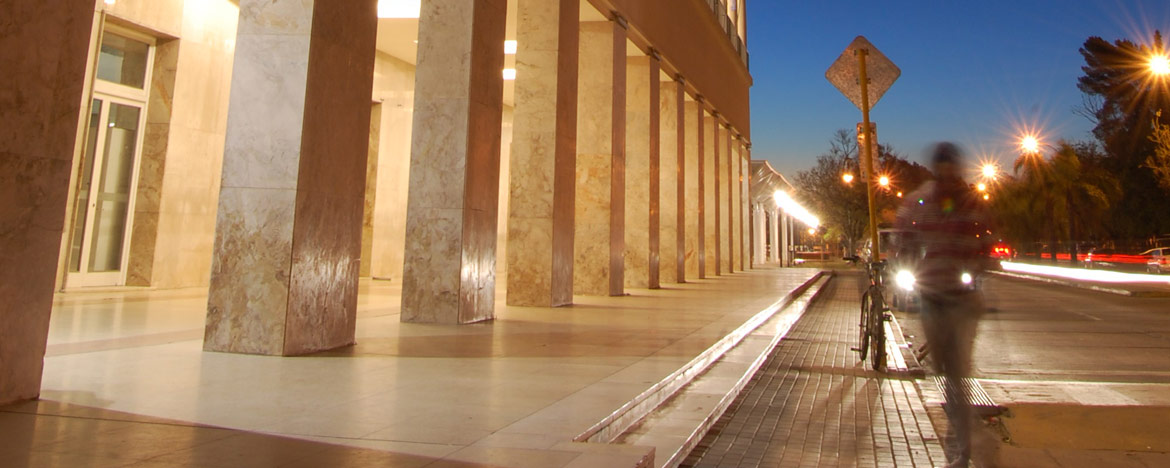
left=826, top=36, right=900, bottom=258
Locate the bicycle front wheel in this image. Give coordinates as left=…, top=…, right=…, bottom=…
left=869, top=291, right=887, bottom=371
left=858, top=290, right=871, bottom=361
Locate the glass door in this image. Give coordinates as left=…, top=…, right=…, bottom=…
left=65, top=28, right=153, bottom=288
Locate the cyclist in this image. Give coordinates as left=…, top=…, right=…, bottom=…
left=893, top=142, right=993, bottom=468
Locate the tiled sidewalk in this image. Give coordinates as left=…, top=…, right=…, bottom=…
left=680, top=274, right=947, bottom=468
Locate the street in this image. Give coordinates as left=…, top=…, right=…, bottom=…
left=971, top=276, right=1170, bottom=383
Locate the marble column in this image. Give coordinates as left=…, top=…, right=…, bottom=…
left=401, top=0, right=506, bottom=324
left=703, top=110, right=716, bottom=277
left=684, top=98, right=701, bottom=279
left=507, top=0, right=579, bottom=307
left=649, top=57, right=662, bottom=288
left=624, top=54, right=652, bottom=289
left=0, top=0, right=94, bottom=404
left=659, top=77, right=681, bottom=284
left=712, top=120, right=721, bottom=275
left=781, top=211, right=791, bottom=266
left=752, top=204, right=766, bottom=265
left=768, top=209, right=780, bottom=263
left=574, top=20, right=624, bottom=297
left=720, top=125, right=730, bottom=273
left=206, top=0, right=377, bottom=356
left=740, top=143, right=749, bottom=270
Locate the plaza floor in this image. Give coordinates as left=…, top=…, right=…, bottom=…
left=3, top=267, right=821, bottom=467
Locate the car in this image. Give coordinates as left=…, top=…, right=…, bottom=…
left=1143, top=247, right=1170, bottom=274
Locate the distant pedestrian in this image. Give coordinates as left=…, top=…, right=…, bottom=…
left=894, top=142, right=993, bottom=468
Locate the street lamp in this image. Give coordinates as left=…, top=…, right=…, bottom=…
left=878, top=175, right=890, bottom=188
left=1020, top=135, right=1040, bottom=154
left=976, top=182, right=987, bottom=192
left=842, top=173, right=854, bottom=184
left=1150, top=53, right=1170, bottom=76
left=982, top=163, right=997, bottom=179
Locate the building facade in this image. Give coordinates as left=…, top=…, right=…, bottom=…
left=1, top=0, right=753, bottom=404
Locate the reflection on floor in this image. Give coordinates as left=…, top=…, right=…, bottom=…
left=3, top=269, right=818, bottom=467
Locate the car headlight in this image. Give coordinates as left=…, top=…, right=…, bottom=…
left=960, top=272, right=973, bottom=285
left=895, top=270, right=916, bottom=291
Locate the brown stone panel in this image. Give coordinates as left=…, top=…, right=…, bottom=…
left=609, top=23, right=626, bottom=296
left=676, top=82, right=688, bottom=282
left=283, top=0, right=377, bottom=354
left=0, top=0, right=95, bottom=404
left=647, top=59, right=661, bottom=288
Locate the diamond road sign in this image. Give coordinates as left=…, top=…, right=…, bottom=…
left=825, top=36, right=900, bottom=111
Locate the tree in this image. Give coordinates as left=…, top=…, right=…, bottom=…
left=794, top=129, right=924, bottom=255
left=795, top=130, right=868, bottom=255
left=1147, top=112, right=1170, bottom=191
left=992, top=141, right=1118, bottom=262
left=1077, top=32, right=1170, bottom=239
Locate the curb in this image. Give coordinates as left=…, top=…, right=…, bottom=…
left=885, top=312, right=926, bottom=378
left=658, top=273, right=834, bottom=468
left=574, top=270, right=830, bottom=445
left=989, top=270, right=1170, bottom=298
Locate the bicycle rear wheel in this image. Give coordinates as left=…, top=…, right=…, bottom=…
left=858, top=290, right=871, bottom=361
left=869, top=291, right=887, bottom=371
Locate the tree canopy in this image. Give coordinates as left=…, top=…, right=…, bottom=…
left=1076, top=32, right=1170, bottom=239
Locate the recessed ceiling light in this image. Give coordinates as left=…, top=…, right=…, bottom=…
left=377, top=0, right=420, bottom=19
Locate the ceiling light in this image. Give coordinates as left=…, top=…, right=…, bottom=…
left=377, top=0, right=420, bottom=19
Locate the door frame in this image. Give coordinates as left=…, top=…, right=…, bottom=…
left=63, top=22, right=155, bottom=289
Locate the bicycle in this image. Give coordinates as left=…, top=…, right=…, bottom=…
left=846, top=256, right=888, bottom=371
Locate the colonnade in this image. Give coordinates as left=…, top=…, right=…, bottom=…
left=1, top=0, right=759, bottom=404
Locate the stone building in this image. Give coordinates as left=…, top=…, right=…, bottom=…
left=1, top=0, right=754, bottom=405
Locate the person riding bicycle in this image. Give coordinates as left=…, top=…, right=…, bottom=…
left=893, top=142, right=993, bottom=468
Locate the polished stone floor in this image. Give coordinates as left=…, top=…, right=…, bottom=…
left=3, top=267, right=818, bottom=467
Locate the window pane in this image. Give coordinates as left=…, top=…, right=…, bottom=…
left=69, top=99, right=103, bottom=272
left=96, top=32, right=149, bottom=89
left=88, top=103, right=142, bottom=272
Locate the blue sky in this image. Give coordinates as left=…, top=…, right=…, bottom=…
left=749, top=1, right=1170, bottom=178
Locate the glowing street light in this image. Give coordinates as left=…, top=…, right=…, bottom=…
left=1020, top=135, right=1040, bottom=153
left=842, top=173, right=854, bottom=184
left=773, top=190, right=820, bottom=229
left=982, top=163, right=997, bottom=179
left=983, top=193, right=990, bottom=201
left=1150, top=53, right=1170, bottom=76
left=976, top=182, right=987, bottom=192
left=808, top=228, right=817, bottom=236
left=896, top=191, right=903, bottom=198
left=878, top=175, right=890, bottom=187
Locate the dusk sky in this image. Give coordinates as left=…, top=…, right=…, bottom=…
left=749, top=1, right=1170, bottom=179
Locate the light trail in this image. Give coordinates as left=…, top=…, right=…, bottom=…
left=1001, top=261, right=1170, bottom=284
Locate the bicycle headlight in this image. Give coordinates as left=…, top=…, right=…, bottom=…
left=960, top=272, right=973, bottom=285
left=895, top=270, right=916, bottom=291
